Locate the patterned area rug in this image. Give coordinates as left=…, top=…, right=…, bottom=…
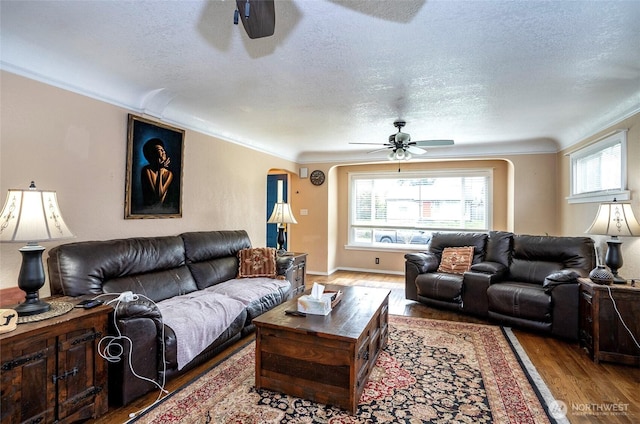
left=134, top=316, right=556, bottom=423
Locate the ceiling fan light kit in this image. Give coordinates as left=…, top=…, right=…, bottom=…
left=388, top=149, right=411, bottom=161
left=350, top=120, right=454, bottom=161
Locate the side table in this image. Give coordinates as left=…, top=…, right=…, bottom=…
left=282, top=252, right=307, bottom=298
left=0, top=297, right=111, bottom=423
left=578, top=278, right=640, bottom=366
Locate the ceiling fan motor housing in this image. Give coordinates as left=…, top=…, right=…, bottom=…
left=235, top=0, right=275, bottom=39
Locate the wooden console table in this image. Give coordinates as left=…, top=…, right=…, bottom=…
left=0, top=297, right=110, bottom=423
left=579, top=278, right=640, bottom=366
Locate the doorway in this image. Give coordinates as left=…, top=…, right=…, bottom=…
left=266, top=174, right=288, bottom=249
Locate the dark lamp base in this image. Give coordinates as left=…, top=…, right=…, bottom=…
left=15, top=299, right=51, bottom=317
left=276, top=226, right=286, bottom=252
left=612, top=275, right=628, bottom=285
left=16, top=244, right=49, bottom=317
left=605, top=239, right=627, bottom=285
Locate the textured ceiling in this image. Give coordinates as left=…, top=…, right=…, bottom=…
left=1, top=0, right=639, bottom=163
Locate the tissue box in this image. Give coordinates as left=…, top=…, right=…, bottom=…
left=297, top=294, right=332, bottom=316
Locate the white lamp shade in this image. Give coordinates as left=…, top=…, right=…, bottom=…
left=0, top=187, right=74, bottom=242
left=586, top=201, right=640, bottom=237
left=267, top=202, right=298, bottom=225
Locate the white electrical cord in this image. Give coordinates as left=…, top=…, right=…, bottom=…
left=93, top=292, right=170, bottom=419
left=605, top=285, right=640, bottom=350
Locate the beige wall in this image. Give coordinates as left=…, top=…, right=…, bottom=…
left=290, top=155, right=559, bottom=275
left=0, top=71, right=297, bottom=296
left=558, top=112, right=640, bottom=282
left=3, top=71, right=638, bottom=295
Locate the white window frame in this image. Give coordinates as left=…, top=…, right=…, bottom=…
left=567, top=129, right=629, bottom=204
left=347, top=169, right=493, bottom=249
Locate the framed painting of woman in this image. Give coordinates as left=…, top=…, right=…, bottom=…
left=125, top=114, right=184, bottom=219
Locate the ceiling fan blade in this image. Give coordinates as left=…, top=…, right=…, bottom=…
left=412, top=139, right=455, bottom=147
left=406, top=145, right=426, bottom=155
left=349, top=142, right=389, bottom=146
left=367, top=147, right=391, bottom=154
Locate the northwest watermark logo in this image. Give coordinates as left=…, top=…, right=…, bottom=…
left=571, top=402, right=629, bottom=416
left=549, top=400, right=630, bottom=418
left=548, top=400, right=568, bottom=419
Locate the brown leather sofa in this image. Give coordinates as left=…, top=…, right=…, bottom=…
left=47, top=230, right=293, bottom=406
left=405, top=231, right=595, bottom=340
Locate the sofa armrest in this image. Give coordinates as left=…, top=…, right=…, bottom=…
left=109, top=316, right=159, bottom=405
left=405, top=252, right=439, bottom=301
left=405, top=252, right=439, bottom=273
left=542, top=269, right=580, bottom=289
left=461, top=262, right=508, bottom=317
left=549, top=282, right=580, bottom=340
left=469, top=261, right=508, bottom=277
left=276, top=255, right=295, bottom=277
left=108, top=298, right=164, bottom=405
left=113, top=297, right=163, bottom=320
left=461, top=269, right=505, bottom=317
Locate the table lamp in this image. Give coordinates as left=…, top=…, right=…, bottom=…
left=585, top=198, right=640, bottom=284
left=267, top=202, right=297, bottom=253
left=0, top=182, right=74, bottom=315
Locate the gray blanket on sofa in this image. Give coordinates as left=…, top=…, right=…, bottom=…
left=157, top=291, right=245, bottom=370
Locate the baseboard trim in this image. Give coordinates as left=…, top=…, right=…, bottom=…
left=307, top=267, right=404, bottom=277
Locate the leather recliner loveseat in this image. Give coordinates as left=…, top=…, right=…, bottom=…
left=47, top=230, right=294, bottom=406
left=405, top=231, right=595, bottom=340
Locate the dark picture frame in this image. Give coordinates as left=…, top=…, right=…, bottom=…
left=125, top=114, right=184, bottom=219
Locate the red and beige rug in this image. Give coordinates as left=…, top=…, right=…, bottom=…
left=133, top=316, right=556, bottom=423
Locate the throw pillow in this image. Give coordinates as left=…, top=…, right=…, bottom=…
left=238, top=247, right=277, bottom=278
left=437, top=246, right=474, bottom=275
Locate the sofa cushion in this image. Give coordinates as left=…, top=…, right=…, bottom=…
left=429, top=232, right=488, bottom=264
left=485, top=231, right=513, bottom=267
left=187, top=257, right=239, bottom=290
left=102, top=266, right=198, bottom=303
left=437, top=246, right=474, bottom=274
left=415, top=272, right=464, bottom=303
left=182, top=230, right=252, bottom=290
left=509, top=259, right=564, bottom=284
left=510, top=235, right=595, bottom=282
left=47, top=235, right=192, bottom=297
left=238, top=247, right=277, bottom=278
left=205, top=277, right=290, bottom=306
left=181, top=230, right=252, bottom=263
left=163, top=309, right=246, bottom=372
left=157, top=291, right=246, bottom=370
left=487, top=282, right=552, bottom=323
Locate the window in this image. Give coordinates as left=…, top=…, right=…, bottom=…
left=349, top=170, right=492, bottom=248
left=568, top=130, right=628, bottom=203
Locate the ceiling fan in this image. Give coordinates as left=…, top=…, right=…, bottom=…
left=351, top=120, right=454, bottom=160
left=234, top=0, right=276, bottom=39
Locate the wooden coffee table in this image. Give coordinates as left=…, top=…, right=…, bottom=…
left=253, top=285, right=390, bottom=413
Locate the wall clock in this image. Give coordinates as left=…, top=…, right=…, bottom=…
left=310, top=170, right=325, bottom=186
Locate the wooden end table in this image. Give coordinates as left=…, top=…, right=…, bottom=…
left=253, top=285, right=390, bottom=413
left=579, top=278, right=640, bottom=366
left=282, top=252, right=307, bottom=298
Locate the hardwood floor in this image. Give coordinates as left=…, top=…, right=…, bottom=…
left=95, top=271, right=639, bottom=424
